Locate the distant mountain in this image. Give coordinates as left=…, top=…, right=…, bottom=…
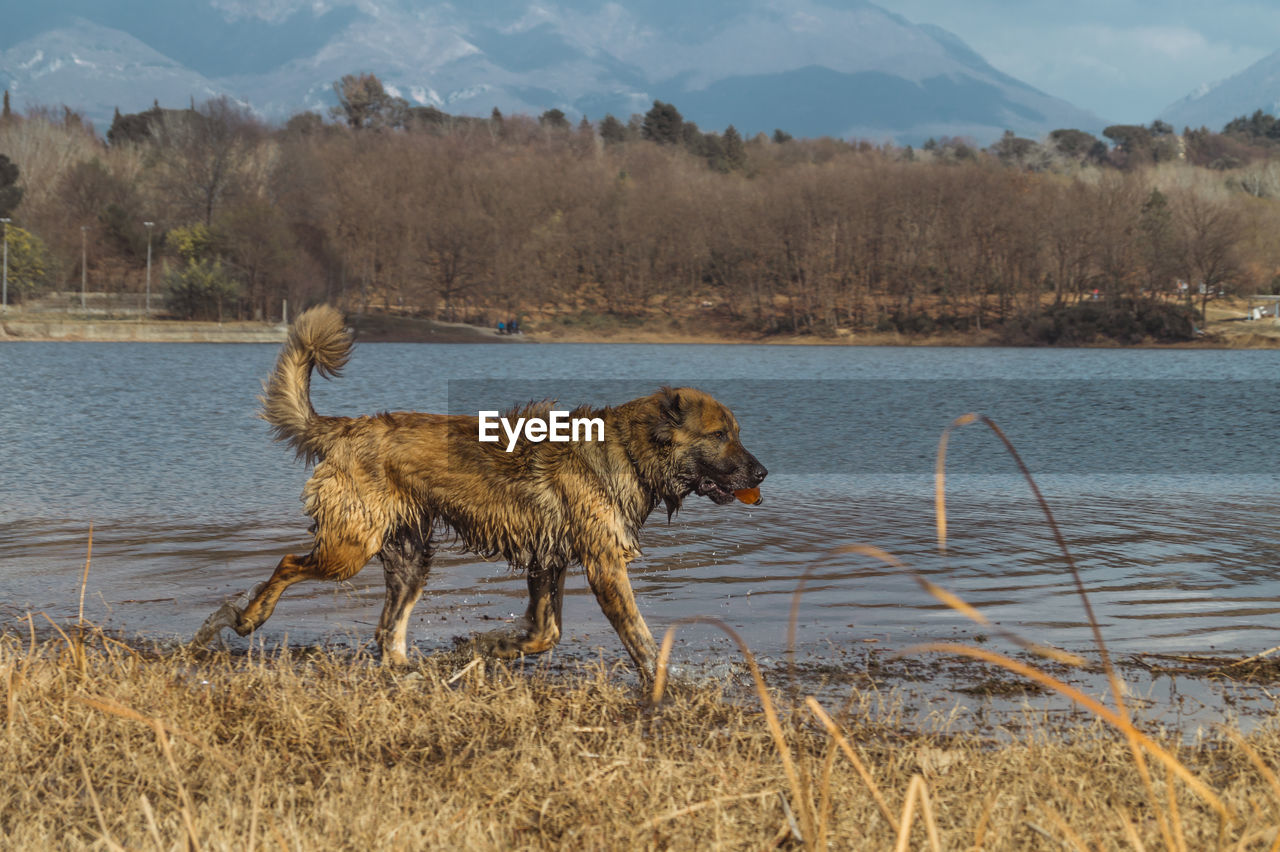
left=1160, top=50, right=1280, bottom=132
left=0, top=0, right=1103, bottom=145
left=0, top=20, right=225, bottom=119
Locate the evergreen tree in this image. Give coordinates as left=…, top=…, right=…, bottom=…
left=539, top=108, right=570, bottom=131
left=1103, top=124, right=1154, bottom=162
left=163, top=223, right=240, bottom=321
left=283, top=111, right=325, bottom=136
left=107, top=104, right=165, bottom=146
left=722, top=125, right=746, bottom=170
left=1222, top=109, right=1280, bottom=143
left=641, top=100, right=683, bottom=145
left=680, top=121, right=704, bottom=153
left=1048, top=128, right=1099, bottom=158
left=599, top=114, right=627, bottom=145
left=2, top=90, right=10, bottom=122
left=701, top=133, right=727, bottom=171
left=404, top=105, right=449, bottom=131
left=0, top=154, right=22, bottom=219
left=1139, top=188, right=1178, bottom=294
left=0, top=225, right=49, bottom=303
left=991, top=129, right=1036, bottom=164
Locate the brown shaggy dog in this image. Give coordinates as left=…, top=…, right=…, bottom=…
left=194, top=305, right=767, bottom=679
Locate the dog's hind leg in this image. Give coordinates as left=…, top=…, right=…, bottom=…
left=375, top=526, right=433, bottom=666
left=203, top=537, right=374, bottom=642
left=191, top=555, right=318, bottom=647
left=229, top=553, right=324, bottom=636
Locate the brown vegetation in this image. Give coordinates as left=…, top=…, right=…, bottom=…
left=5, top=630, right=1280, bottom=850
left=4, top=96, right=1280, bottom=341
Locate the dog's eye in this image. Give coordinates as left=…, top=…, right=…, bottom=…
left=712, top=430, right=729, bottom=442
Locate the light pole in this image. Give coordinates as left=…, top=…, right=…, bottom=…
left=80, top=225, right=87, bottom=313
left=1, top=217, right=10, bottom=315
left=143, top=221, right=154, bottom=316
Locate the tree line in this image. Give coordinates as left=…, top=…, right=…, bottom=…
left=2, top=76, right=1280, bottom=341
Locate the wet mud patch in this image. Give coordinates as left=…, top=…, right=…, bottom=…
left=9, top=614, right=1280, bottom=739
left=1125, top=651, right=1280, bottom=684
left=748, top=643, right=1280, bottom=737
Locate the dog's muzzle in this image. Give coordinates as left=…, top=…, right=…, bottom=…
left=695, top=458, right=768, bottom=505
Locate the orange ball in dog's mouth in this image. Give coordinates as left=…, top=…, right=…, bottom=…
left=733, top=487, right=762, bottom=506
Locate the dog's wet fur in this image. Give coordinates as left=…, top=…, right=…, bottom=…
left=193, top=305, right=767, bottom=679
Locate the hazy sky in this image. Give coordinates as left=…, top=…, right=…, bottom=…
left=874, top=0, right=1278, bottom=124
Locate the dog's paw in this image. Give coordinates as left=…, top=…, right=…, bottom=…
left=378, top=648, right=412, bottom=668
left=466, top=628, right=526, bottom=659
left=189, top=583, right=264, bottom=647
left=190, top=601, right=241, bottom=647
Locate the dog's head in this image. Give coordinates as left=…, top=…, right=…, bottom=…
left=651, top=387, right=768, bottom=506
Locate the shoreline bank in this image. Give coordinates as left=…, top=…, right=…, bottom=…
left=0, top=316, right=289, bottom=343
left=5, top=311, right=1280, bottom=347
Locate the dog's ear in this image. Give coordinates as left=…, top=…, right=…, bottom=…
left=650, top=386, right=684, bottom=444
left=658, top=386, right=684, bottom=425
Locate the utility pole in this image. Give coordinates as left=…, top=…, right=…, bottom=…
left=80, top=225, right=87, bottom=312
left=144, top=221, right=154, bottom=316
left=0, top=217, right=10, bottom=314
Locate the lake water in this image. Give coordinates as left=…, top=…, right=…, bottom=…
left=4, top=340, right=1280, bottom=719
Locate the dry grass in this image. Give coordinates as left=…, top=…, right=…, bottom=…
left=0, top=627, right=1278, bottom=850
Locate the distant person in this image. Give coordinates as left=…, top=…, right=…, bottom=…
left=509, top=318, right=519, bottom=334
left=497, top=320, right=506, bottom=334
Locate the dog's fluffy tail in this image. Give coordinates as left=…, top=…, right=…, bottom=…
left=260, top=304, right=352, bottom=462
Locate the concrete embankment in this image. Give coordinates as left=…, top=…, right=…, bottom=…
left=0, top=317, right=289, bottom=343
left=0, top=313, right=526, bottom=343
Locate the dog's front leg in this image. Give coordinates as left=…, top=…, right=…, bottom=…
left=584, top=557, right=658, bottom=682
left=473, top=561, right=569, bottom=659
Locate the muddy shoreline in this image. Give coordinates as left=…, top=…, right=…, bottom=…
left=12, top=614, right=1272, bottom=738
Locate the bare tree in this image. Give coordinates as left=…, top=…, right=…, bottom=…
left=151, top=97, right=266, bottom=226
left=1171, top=188, right=1247, bottom=318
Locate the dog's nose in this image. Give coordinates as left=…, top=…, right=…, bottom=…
left=752, top=462, right=768, bottom=483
